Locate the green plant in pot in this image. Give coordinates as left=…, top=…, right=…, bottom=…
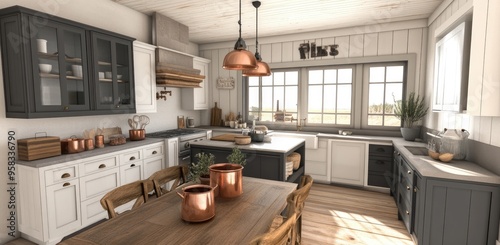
left=188, top=152, right=215, bottom=184
left=226, top=147, right=247, bottom=166
left=393, top=92, right=429, bottom=141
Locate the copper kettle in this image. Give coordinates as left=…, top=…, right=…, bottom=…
left=177, top=184, right=216, bottom=222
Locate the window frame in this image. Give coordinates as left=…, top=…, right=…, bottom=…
left=361, top=62, right=408, bottom=129
left=304, top=65, right=356, bottom=127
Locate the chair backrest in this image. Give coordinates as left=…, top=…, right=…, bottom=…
left=100, top=179, right=153, bottom=219
left=148, top=165, right=188, bottom=197
left=286, top=175, right=313, bottom=218
left=286, top=175, right=313, bottom=245
left=249, top=213, right=297, bottom=245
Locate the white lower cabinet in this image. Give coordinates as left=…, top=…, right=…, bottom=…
left=305, top=139, right=329, bottom=183
left=328, top=139, right=368, bottom=186
left=120, top=161, right=144, bottom=184
left=167, top=137, right=179, bottom=167
left=46, top=179, right=81, bottom=239
left=17, top=141, right=165, bottom=245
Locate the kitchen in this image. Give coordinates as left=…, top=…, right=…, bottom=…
left=1, top=0, right=500, bottom=244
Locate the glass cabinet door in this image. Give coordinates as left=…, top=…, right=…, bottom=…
left=92, top=33, right=134, bottom=110
left=31, top=17, right=89, bottom=112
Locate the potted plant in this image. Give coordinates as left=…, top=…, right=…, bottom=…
left=188, top=152, right=215, bottom=184
left=226, top=147, right=247, bottom=166
left=394, top=92, right=429, bottom=141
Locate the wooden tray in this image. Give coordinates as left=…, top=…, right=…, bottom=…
left=210, top=133, right=242, bottom=142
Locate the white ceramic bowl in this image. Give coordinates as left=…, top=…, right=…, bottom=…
left=38, top=64, right=52, bottom=73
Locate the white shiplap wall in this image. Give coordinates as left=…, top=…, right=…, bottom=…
left=424, top=0, right=500, bottom=148
left=199, top=19, right=428, bottom=126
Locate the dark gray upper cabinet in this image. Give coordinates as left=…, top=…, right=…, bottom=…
left=91, top=32, right=135, bottom=112
left=0, top=6, right=135, bottom=118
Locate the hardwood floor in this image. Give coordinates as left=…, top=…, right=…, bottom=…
left=302, top=183, right=413, bottom=245
left=6, top=183, right=413, bottom=245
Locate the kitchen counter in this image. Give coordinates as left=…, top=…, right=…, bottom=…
left=17, top=138, right=165, bottom=168
left=190, top=137, right=306, bottom=183
left=190, top=137, right=305, bottom=153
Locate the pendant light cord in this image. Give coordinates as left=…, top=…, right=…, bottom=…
left=238, top=0, right=242, bottom=39
left=255, top=3, right=259, bottom=54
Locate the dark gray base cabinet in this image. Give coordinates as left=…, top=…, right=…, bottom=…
left=190, top=142, right=306, bottom=184
left=417, top=179, right=500, bottom=245
left=397, top=156, right=500, bottom=245
left=0, top=6, right=135, bottom=118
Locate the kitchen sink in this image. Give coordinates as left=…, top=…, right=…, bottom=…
left=404, top=146, right=428, bottom=156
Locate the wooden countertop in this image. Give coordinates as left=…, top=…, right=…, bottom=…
left=60, top=177, right=297, bottom=244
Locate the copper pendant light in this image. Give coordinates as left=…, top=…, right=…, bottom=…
left=243, top=0, right=271, bottom=77
left=223, top=0, right=258, bottom=70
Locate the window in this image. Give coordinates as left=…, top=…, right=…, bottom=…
left=307, top=67, right=353, bottom=125
left=248, top=70, right=299, bottom=122
left=363, top=63, right=404, bottom=127
left=433, top=22, right=470, bottom=112
left=246, top=62, right=407, bottom=130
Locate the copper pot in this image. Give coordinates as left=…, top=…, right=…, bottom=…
left=176, top=184, right=216, bottom=222
left=129, top=129, right=145, bottom=141
left=209, top=163, right=243, bottom=198
left=61, top=137, right=85, bottom=154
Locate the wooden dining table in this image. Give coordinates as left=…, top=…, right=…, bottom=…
left=60, top=177, right=297, bottom=245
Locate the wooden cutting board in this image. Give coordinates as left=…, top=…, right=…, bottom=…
left=210, top=133, right=241, bottom=142
left=210, top=102, right=222, bottom=126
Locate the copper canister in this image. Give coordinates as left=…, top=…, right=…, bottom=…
left=85, top=138, right=94, bottom=150
left=61, top=138, right=85, bottom=154
left=129, top=129, right=145, bottom=141
left=209, top=163, right=244, bottom=198
left=176, top=184, right=216, bottom=222
left=95, top=135, right=104, bottom=148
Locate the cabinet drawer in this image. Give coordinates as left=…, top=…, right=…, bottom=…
left=397, top=194, right=412, bottom=233
left=79, top=167, right=120, bottom=201
left=398, top=178, right=413, bottom=204
left=80, top=156, right=118, bottom=176
left=45, top=165, right=78, bottom=186
left=143, top=144, right=163, bottom=159
left=367, top=171, right=390, bottom=188
left=369, top=144, right=394, bottom=157
left=121, top=150, right=141, bottom=165
left=81, top=195, right=108, bottom=227
left=399, top=159, right=414, bottom=185
left=368, top=156, right=392, bottom=173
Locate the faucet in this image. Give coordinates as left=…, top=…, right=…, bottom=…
left=291, top=117, right=307, bottom=131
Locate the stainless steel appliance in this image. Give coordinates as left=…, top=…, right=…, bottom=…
left=146, top=128, right=207, bottom=166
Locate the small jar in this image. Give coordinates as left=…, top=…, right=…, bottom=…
left=85, top=138, right=94, bottom=151
left=95, top=135, right=104, bottom=148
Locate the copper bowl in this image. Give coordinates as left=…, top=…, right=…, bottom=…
left=129, top=129, right=145, bottom=141
left=209, top=163, right=243, bottom=198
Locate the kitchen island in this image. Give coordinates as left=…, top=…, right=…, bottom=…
left=190, top=137, right=306, bottom=183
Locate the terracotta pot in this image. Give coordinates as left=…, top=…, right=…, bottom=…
left=209, top=163, right=243, bottom=198
left=176, top=184, right=216, bottom=222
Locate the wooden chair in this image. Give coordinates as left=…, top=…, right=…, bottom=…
left=270, top=175, right=313, bottom=244
left=148, top=165, right=188, bottom=197
left=100, top=179, right=153, bottom=219
left=250, top=213, right=297, bottom=245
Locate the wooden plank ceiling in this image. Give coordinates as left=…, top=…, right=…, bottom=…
left=112, top=0, right=444, bottom=44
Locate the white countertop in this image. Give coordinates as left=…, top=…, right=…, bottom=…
left=191, top=137, right=305, bottom=154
